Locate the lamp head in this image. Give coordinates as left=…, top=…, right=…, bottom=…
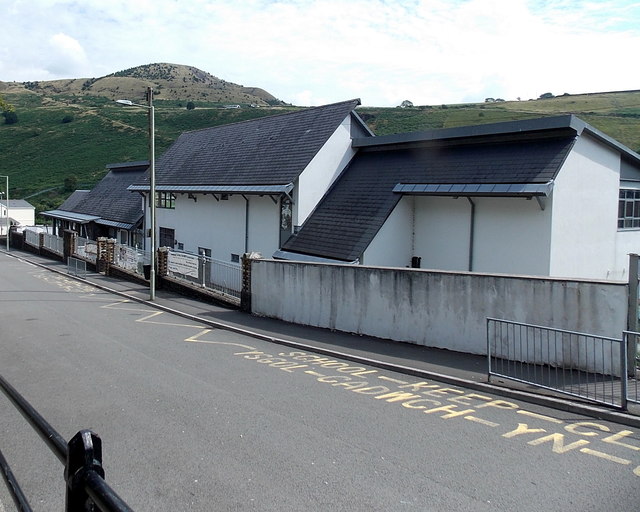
left=116, top=99, right=134, bottom=106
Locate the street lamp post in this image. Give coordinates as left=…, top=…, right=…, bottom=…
left=116, top=87, right=155, bottom=300
left=0, top=175, right=9, bottom=251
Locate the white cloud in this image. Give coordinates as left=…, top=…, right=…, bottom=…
left=1, top=0, right=638, bottom=105
left=47, top=33, right=89, bottom=77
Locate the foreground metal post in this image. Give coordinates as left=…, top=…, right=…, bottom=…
left=65, top=430, right=105, bottom=511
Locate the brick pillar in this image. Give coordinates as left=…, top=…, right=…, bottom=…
left=96, top=237, right=108, bottom=274
left=63, top=230, right=77, bottom=262
left=241, top=252, right=261, bottom=312
left=157, top=247, right=168, bottom=277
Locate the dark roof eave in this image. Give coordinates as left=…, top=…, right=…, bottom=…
left=393, top=181, right=554, bottom=197
left=352, top=115, right=579, bottom=148
left=128, top=184, right=295, bottom=195
left=273, top=249, right=359, bottom=265
left=352, top=114, right=640, bottom=165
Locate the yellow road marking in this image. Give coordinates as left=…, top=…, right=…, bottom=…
left=465, top=416, right=499, bottom=427
left=134, top=310, right=204, bottom=328
left=378, top=375, right=408, bottom=384
left=517, top=410, right=564, bottom=424
left=580, top=448, right=632, bottom=465
left=101, top=300, right=150, bottom=312
left=184, top=335, right=256, bottom=351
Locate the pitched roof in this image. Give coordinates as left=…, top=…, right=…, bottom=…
left=45, top=162, right=147, bottom=228
left=281, top=116, right=581, bottom=262
left=59, top=190, right=90, bottom=211
left=131, top=100, right=363, bottom=191
left=0, top=199, right=34, bottom=209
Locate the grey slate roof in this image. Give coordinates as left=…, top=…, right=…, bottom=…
left=281, top=116, right=581, bottom=262
left=59, top=190, right=90, bottom=211
left=0, top=199, right=34, bottom=209
left=45, top=162, right=147, bottom=228
left=131, top=99, right=363, bottom=191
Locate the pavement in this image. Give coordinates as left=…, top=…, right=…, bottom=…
left=5, top=248, right=640, bottom=428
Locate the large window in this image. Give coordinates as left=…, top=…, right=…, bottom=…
left=618, top=189, right=640, bottom=229
left=156, top=192, right=176, bottom=209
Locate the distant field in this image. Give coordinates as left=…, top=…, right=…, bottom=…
left=1, top=88, right=639, bottom=217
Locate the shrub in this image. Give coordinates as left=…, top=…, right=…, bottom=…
left=2, top=111, right=18, bottom=124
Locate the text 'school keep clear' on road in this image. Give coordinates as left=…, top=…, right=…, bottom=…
left=233, top=349, right=640, bottom=478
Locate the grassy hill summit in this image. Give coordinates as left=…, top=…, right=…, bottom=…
left=0, top=63, right=638, bottom=218
left=1, top=62, right=284, bottom=106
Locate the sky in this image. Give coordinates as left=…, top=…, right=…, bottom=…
left=2, top=0, right=639, bottom=107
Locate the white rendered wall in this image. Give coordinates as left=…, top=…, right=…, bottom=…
left=549, top=136, right=621, bottom=279
left=9, top=207, right=35, bottom=226
left=472, top=197, right=552, bottom=275
left=0, top=206, right=34, bottom=226
left=362, top=197, right=413, bottom=267
left=413, top=197, right=472, bottom=271
left=410, top=196, right=551, bottom=275
left=295, top=115, right=357, bottom=226
left=613, top=231, right=640, bottom=281
left=247, top=196, right=279, bottom=258
left=251, top=260, right=628, bottom=355
left=155, top=194, right=279, bottom=262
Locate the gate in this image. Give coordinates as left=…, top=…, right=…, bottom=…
left=623, top=331, right=640, bottom=405
left=487, top=318, right=628, bottom=409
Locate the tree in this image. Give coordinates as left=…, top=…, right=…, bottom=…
left=63, top=175, right=78, bottom=192
left=0, top=94, right=17, bottom=125
left=539, top=92, right=554, bottom=100
left=186, top=101, right=195, bottom=110
left=2, top=111, right=18, bottom=124
left=399, top=100, right=413, bottom=108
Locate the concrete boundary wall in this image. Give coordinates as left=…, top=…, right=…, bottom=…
left=250, top=260, right=629, bottom=356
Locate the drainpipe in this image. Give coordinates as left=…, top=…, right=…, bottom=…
left=467, top=197, right=475, bottom=271
left=244, top=195, right=249, bottom=253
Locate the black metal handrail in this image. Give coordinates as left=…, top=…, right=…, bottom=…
left=0, top=374, right=134, bottom=512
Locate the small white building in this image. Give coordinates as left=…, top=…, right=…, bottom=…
left=128, top=100, right=372, bottom=262
left=278, top=115, right=640, bottom=281
left=0, top=199, right=35, bottom=235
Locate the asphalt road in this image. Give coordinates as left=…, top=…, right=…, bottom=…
left=1, top=253, right=638, bottom=511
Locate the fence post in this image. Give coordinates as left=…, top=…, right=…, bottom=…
left=65, top=430, right=105, bottom=511
left=628, top=254, right=639, bottom=332
left=628, top=254, right=639, bottom=377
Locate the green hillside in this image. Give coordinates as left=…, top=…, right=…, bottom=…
left=1, top=67, right=639, bottom=218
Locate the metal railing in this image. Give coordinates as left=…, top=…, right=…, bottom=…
left=166, top=249, right=241, bottom=299
left=42, top=233, right=64, bottom=255
left=24, top=228, right=40, bottom=247
left=67, top=256, right=87, bottom=278
left=623, top=331, right=640, bottom=405
left=112, top=243, right=149, bottom=277
left=0, top=374, right=133, bottom=511
left=74, top=236, right=98, bottom=263
left=487, top=318, right=628, bottom=409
